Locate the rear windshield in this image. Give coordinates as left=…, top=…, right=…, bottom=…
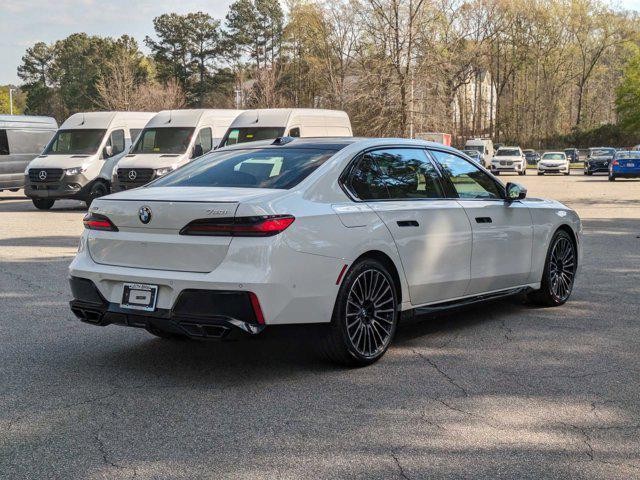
left=496, top=149, right=520, bottom=156
left=44, top=129, right=106, bottom=155
left=151, top=147, right=336, bottom=189
left=131, top=127, right=195, bottom=154
left=542, top=153, right=565, bottom=160
left=464, top=145, right=485, bottom=154
left=221, top=127, right=286, bottom=147
left=615, top=151, right=640, bottom=159
left=590, top=148, right=615, bottom=157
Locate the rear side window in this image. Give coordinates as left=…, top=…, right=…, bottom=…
left=222, top=127, right=286, bottom=146
left=109, top=129, right=125, bottom=155
left=152, top=147, right=336, bottom=189
left=0, top=130, right=9, bottom=155
left=130, top=129, right=142, bottom=143
left=430, top=150, right=502, bottom=199
left=195, top=127, right=213, bottom=154
left=347, top=155, right=390, bottom=200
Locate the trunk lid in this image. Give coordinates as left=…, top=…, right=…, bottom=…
left=86, top=187, right=281, bottom=273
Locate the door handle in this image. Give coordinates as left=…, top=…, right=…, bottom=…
left=475, top=217, right=492, bottom=224
left=397, top=220, right=420, bottom=227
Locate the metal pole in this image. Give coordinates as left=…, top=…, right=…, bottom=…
left=9, top=88, right=15, bottom=115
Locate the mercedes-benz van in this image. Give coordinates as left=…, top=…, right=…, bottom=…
left=463, top=138, right=494, bottom=167
left=0, top=115, right=57, bottom=193
left=112, top=109, right=244, bottom=191
left=218, top=109, right=352, bottom=147
left=25, top=111, right=155, bottom=209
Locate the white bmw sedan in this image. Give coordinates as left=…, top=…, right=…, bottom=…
left=69, top=138, right=582, bottom=366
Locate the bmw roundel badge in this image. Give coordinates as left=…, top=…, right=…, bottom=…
left=138, top=205, right=152, bottom=224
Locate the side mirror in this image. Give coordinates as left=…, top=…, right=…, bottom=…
left=506, top=182, right=527, bottom=201
left=103, top=145, right=113, bottom=159
left=192, top=144, right=204, bottom=159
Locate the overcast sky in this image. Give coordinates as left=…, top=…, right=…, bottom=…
left=1, top=0, right=638, bottom=85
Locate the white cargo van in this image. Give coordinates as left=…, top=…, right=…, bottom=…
left=219, top=109, right=352, bottom=147
left=463, top=138, right=494, bottom=167
left=113, top=109, right=244, bottom=191
left=0, top=115, right=58, bottom=192
left=25, top=111, right=155, bottom=209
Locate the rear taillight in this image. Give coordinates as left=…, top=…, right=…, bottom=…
left=83, top=212, right=118, bottom=232
left=180, top=215, right=295, bottom=237
left=612, top=160, right=619, bottom=166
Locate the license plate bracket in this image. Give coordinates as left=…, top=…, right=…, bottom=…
left=121, top=283, right=158, bottom=311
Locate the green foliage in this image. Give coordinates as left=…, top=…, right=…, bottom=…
left=0, top=86, right=25, bottom=114
left=145, top=12, right=224, bottom=106
left=616, top=47, right=640, bottom=134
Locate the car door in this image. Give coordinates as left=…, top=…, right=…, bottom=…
left=344, top=148, right=472, bottom=306
left=429, top=149, right=533, bottom=294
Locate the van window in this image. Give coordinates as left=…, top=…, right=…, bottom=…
left=130, top=129, right=142, bottom=143
left=289, top=127, right=300, bottom=137
left=221, top=127, right=286, bottom=147
left=0, top=130, right=9, bottom=155
left=6, top=130, right=55, bottom=154
left=44, top=129, right=106, bottom=155
left=109, top=129, right=125, bottom=156
left=195, top=128, right=213, bottom=154
left=131, top=127, right=195, bottom=154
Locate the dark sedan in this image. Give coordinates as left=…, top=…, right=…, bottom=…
left=585, top=147, right=616, bottom=175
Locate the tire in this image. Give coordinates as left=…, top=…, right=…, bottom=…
left=494, top=171, right=500, bottom=176
left=585, top=170, right=593, bottom=176
left=85, top=181, right=109, bottom=208
left=537, top=172, right=544, bottom=176
left=32, top=198, right=55, bottom=210
left=608, top=174, right=615, bottom=181
left=9, top=188, right=19, bottom=192
left=318, top=259, right=399, bottom=367
left=564, top=171, right=570, bottom=176
left=528, top=229, right=576, bottom=307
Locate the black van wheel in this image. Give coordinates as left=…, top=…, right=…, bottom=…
left=32, top=199, right=55, bottom=210
left=85, top=181, right=109, bottom=208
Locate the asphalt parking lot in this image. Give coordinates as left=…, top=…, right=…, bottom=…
left=1, top=172, right=639, bottom=479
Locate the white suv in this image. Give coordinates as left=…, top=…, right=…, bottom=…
left=491, top=147, right=527, bottom=176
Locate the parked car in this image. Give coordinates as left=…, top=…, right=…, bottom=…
left=461, top=149, right=482, bottom=163
left=464, top=138, right=494, bottom=167
left=523, top=149, right=540, bottom=165
left=584, top=147, right=616, bottom=175
left=113, top=109, right=244, bottom=191
left=69, top=137, right=581, bottom=366
left=564, top=148, right=580, bottom=163
left=538, top=152, right=570, bottom=175
left=24, top=111, right=155, bottom=209
left=609, top=150, right=640, bottom=181
left=491, top=146, right=527, bottom=175
left=0, top=115, right=57, bottom=193
left=219, top=109, right=352, bottom=147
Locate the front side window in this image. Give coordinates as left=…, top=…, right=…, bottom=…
left=44, top=129, right=106, bottom=155
left=131, top=127, right=195, bottom=154
left=108, top=129, right=125, bottom=156
left=289, top=127, right=301, bottom=137
left=430, top=150, right=502, bottom=199
left=152, top=147, right=336, bottom=190
left=371, top=149, right=444, bottom=199
left=221, top=127, right=286, bottom=147
left=0, top=130, right=9, bottom=155
left=195, top=127, right=213, bottom=155
left=129, top=128, right=142, bottom=143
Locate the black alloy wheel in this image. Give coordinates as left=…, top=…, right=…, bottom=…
left=318, top=259, right=398, bottom=367
left=529, top=230, right=577, bottom=306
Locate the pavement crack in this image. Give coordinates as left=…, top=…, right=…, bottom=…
left=499, top=319, right=513, bottom=342
left=559, top=421, right=594, bottom=461
left=413, top=349, right=468, bottom=396
left=390, top=452, right=412, bottom=480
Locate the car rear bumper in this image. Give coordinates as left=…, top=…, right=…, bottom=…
left=69, top=239, right=345, bottom=326
left=69, top=276, right=265, bottom=339
left=610, top=169, right=640, bottom=178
